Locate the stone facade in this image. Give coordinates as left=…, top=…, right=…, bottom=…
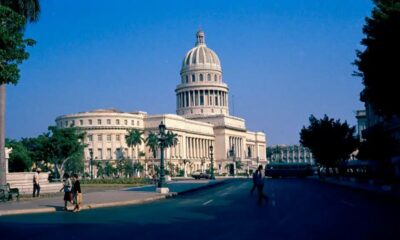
left=267, top=145, right=314, bottom=164
left=55, top=31, right=267, bottom=175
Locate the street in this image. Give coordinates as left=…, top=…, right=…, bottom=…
left=0, top=179, right=399, bottom=240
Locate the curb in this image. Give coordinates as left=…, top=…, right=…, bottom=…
left=0, top=195, right=167, bottom=217
left=177, top=180, right=229, bottom=195
left=309, top=177, right=400, bottom=200
left=0, top=180, right=230, bottom=217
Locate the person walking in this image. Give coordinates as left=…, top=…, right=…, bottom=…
left=72, top=174, right=82, bottom=212
left=250, top=170, right=257, bottom=195
left=32, top=168, right=41, bottom=197
left=60, top=173, right=73, bottom=211
left=255, top=165, right=268, bottom=205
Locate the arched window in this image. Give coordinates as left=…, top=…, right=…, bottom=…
left=214, top=75, right=217, bottom=81
left=186, top=75, right=189, bottom=83
left=192, top=74, right=195, bottom=82
left=207, top=74, right=211, bottom=81
left=200, top=74, right=204, bottom=81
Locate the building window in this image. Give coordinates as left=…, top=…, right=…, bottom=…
left=200, top=95, right=204, bottom=106
left=107, top=119, right=111, bottom=124
left=124, top=119, right=128, bottom=125
left=107, top=135, right=111, bottom=141
left=131, top=120, right=134, bottom=126
left=71, top=120, right=75, bottom=126
left=97, top=148, right=103, bottom=159
left=192, top=74, right=195, bottom=82
left=98, top=135, right=103, bottom=141
left=88, top=135, right=93, bottom=142
left=107, top=148, right=112, bottom=159
left=207, top=74, right=211, bottom=81
left=65, top=121, right=68, bottom=127
left=200, top=74, right=204, bottom=81
left=137, top=121, right=140, bottom=126
left=116, top=119, right=120, bottom=125
left=80, top=120, right=83, bottom=125
left=215, top=96, right=219, bottom=106
left=186, top=75, right=189, bottom=83
left=116, top=135, right=120, bottom=141
left=214, top=75, right=217, bottom=81
left=89, top=119, right=92, bottom=125
left=98, top=119, right=102, bottom=125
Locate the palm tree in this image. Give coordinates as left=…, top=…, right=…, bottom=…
left=125, top=129, right=144, bottom=160
left=145, top=132, right=159, bottom=174
left=0, top=0, right=40, bottom=185
left=165, top=131, right=178, bottom=148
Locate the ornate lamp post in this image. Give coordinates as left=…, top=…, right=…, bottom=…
left=156, top=121, right=169, bottom=194
left=229, top=145, right=236, bottom=177
left=209, top=145, right=215, bottom=180
left=89, top=149, right=94, bottom=180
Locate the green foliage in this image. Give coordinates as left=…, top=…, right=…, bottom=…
left=300, top=115, right=358, bottom=168
left=354, top=0, right=400, bottom=116
left=104, top=161, right=117, bottom=177
left=96, top=161, right=104, bottom=178
left=5, top=139, right=32, bottom=172
left=145, top=132, right=159, bottom=158
left=0, top=0, right=41, bottom=24
left=125, top=129, right=144, bottom=159
left=165, top=131, right=178, bottom=148
left=357, top=123, right=399, bottom=162
left=0, top=5, right=35, bottom=85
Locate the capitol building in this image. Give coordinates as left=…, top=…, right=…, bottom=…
left=56, top=31, right=266, bottom=175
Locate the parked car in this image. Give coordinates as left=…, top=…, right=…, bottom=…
left=191, top=171, right=210, bottom=179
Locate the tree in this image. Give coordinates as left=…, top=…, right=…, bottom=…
left=165, top=131, right=178, bottom=148
left=46, top=126, right=86, bottom=179
left=104, top=161, right=116, bottom=178
left=354, top=0, right=400, bottom=117
left=145, top=131, right=159, bottom=159
left=5, top=139, right=32, bottom=172
left=96, top=161, right=104, bottom=178
left=0, top=0, right=40, bottom=185
left=357, top=123, right=398, bottom=162
left=300, top=115, right=358, bottom=170
left=125, top=129, right=144, bottom=160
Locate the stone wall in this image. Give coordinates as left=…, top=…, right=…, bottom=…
left=7, top=172, right=62, bottom=195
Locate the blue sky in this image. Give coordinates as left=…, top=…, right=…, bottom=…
left=6, top=0, right=373, bottom=145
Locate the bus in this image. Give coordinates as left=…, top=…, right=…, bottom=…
left=265, top=162, right=314, bottom=178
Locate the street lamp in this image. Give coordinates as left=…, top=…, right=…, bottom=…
left=229, top=145, right=236, bottom=177
left=209, top=145, right=215, bottom=180
left=89, top=149, right=94, bottom=180
left=156, top=121, right=169, bottom=194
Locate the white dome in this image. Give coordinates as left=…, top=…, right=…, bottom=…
left=181, top=31, right=221, bottom=71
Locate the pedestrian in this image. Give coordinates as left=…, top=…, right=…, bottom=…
left=32, top=168, right=41, bottom=197
left=255, top=165, right=268, bottom=205
left=250, top=170, right=257, bottom=195
left=72, top=174, right=82, bottom=212
left=60, top=173, right=73, bottom=211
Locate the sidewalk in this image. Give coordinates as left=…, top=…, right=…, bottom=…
left=0, top=179, right=226, bottom=217
left=309, top=176, right=400, bottom=199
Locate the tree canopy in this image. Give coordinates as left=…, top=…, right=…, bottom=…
left=0, top=5, right=35, bottom=85
left=300, top=115, right=358, bottom=167
left=354, top=0, right=400, bottom=117
left=5, top=138, right=32, bottom=172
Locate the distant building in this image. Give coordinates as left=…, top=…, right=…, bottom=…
left=355, top=110, right=367, bottom=142
left=55, top=31, right=267, bottom=176
left=267, top=145, right=314, bottom=164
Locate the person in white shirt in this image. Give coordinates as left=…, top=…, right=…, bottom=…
left=32, top=168, right=41, bottom=197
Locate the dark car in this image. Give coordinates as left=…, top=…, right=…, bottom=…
left=191, top=171, right=210, bottom=179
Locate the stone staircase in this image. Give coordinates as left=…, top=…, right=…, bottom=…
left=7, top=172, right=63, bottom=195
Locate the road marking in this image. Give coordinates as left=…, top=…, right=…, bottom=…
left=202, top=200, right=213, bottom=206
left=340, top=200, right=355, bottom=207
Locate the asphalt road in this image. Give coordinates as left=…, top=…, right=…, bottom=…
left=1, top=179, right=399, bottom=240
